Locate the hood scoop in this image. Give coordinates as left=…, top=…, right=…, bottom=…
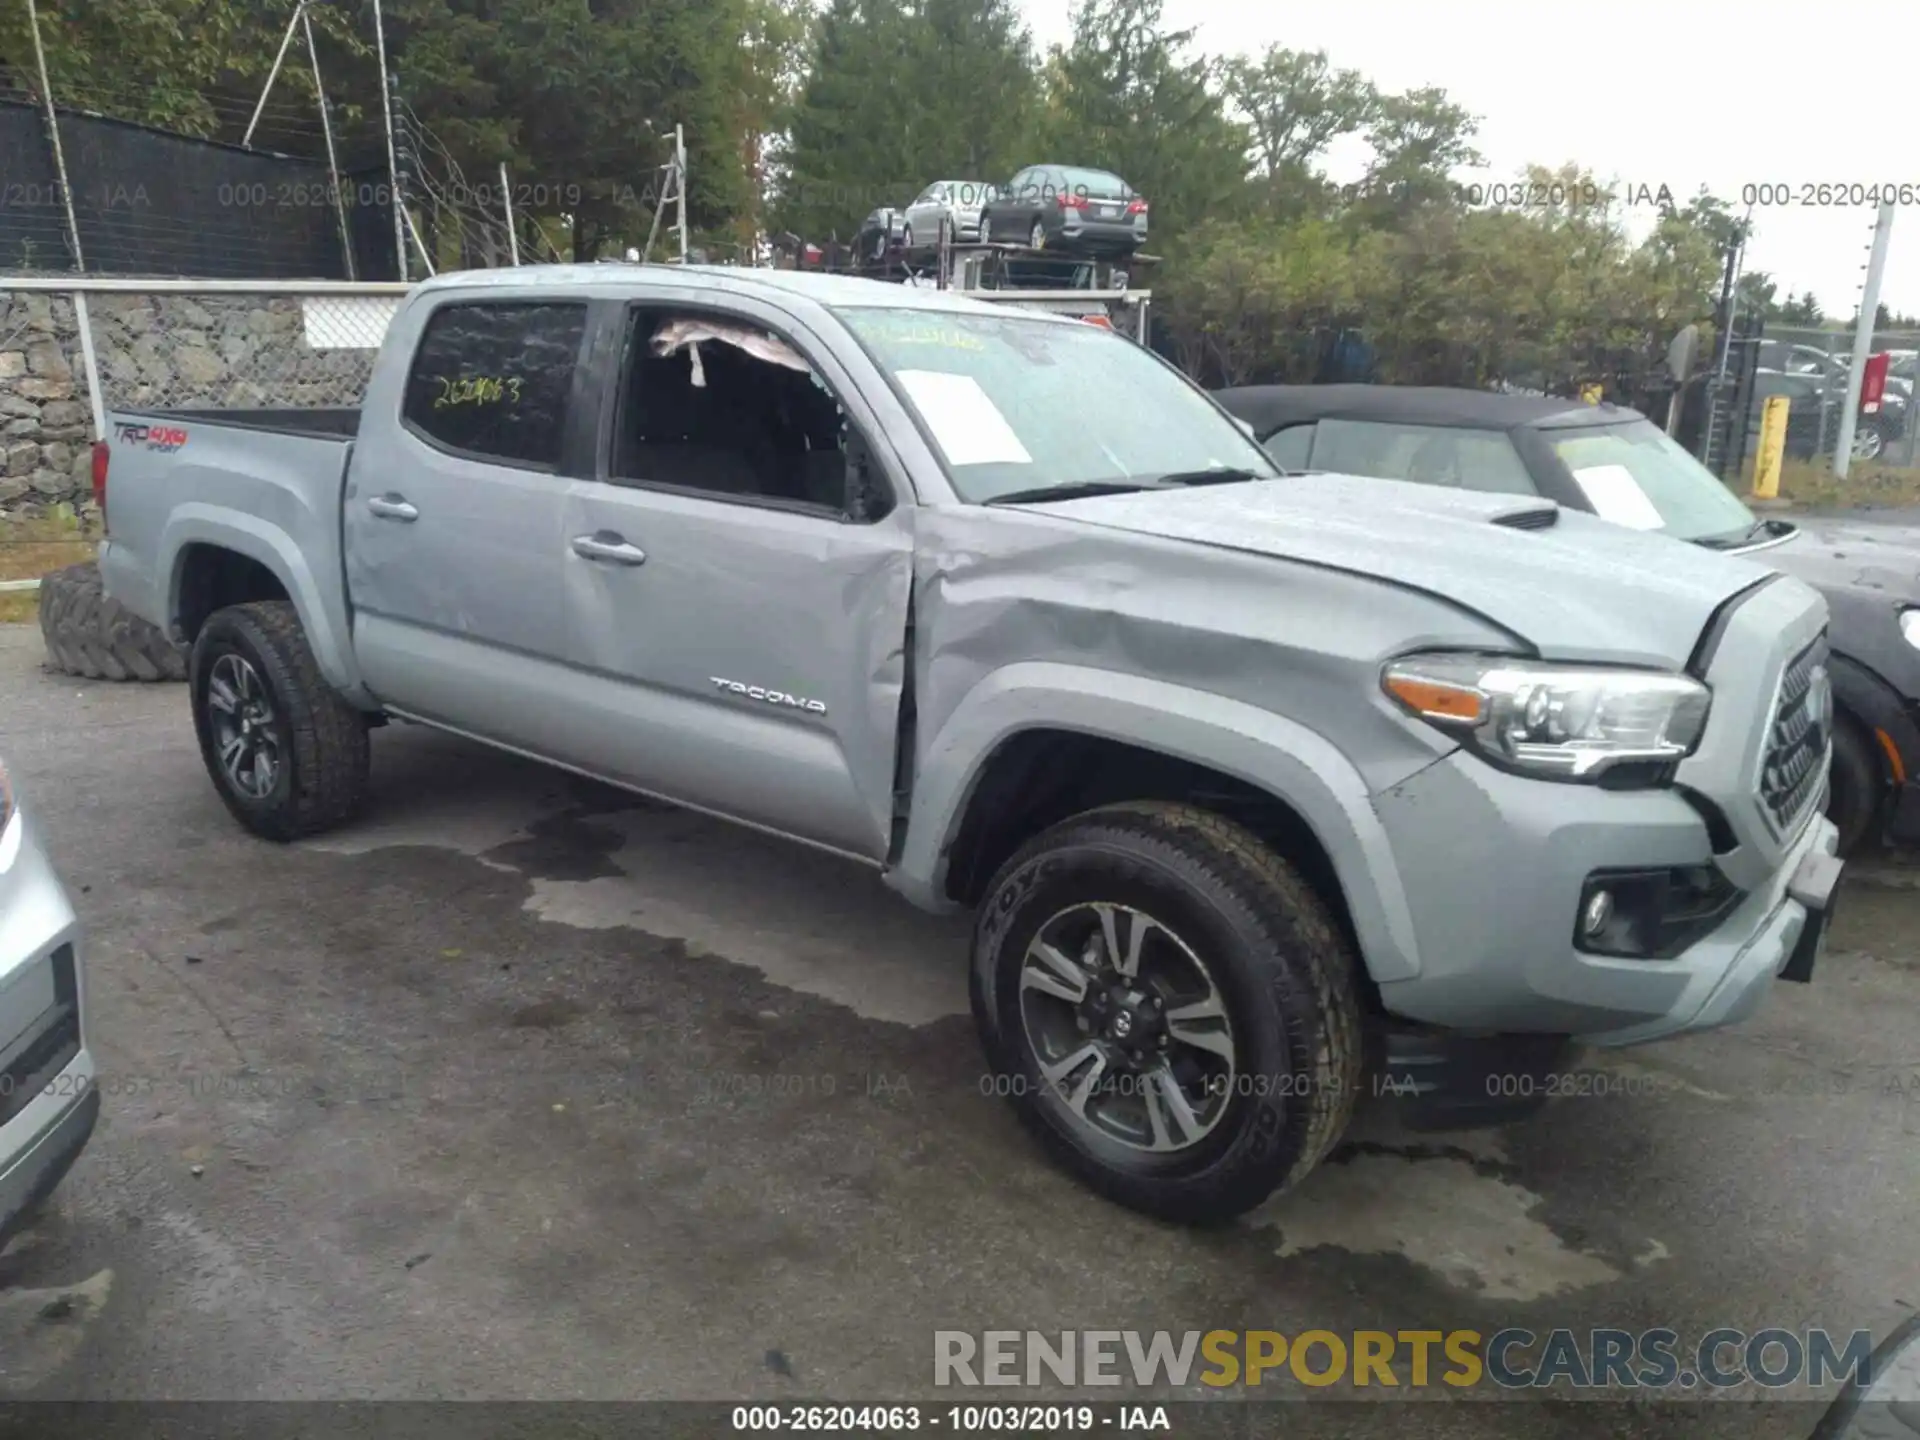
left=1490, top=502, right=1559, bottom=531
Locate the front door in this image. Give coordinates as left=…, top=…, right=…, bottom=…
left=344, top=297, right=592, bottom=752
left=551, top=299, right=915, bottom=860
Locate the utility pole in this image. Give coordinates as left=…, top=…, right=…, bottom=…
left=1833, top=202, right=1895, bottom=479
left=372, top=0, right=406, bottom=280
left=674, top=124, right=689, bottom=263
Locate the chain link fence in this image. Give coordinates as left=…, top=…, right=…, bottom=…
left=1737, top=323, right=1920, bottom=474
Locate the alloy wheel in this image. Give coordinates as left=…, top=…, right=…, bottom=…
left=1017, top=902, right=1237, bottom=1154
left=206, top=652, right=282, bottom=800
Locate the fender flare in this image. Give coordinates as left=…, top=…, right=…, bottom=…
left=887, top=661, right=1424, bottom=982
left=162, top=505, right=373, bottom=704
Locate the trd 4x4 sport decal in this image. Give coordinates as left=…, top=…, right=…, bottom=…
left=113, top=421, right=188, bottom=452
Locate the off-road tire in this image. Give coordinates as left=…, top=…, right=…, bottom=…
left=37, top=560, right=187, bottom=682
left=189, top=601, right=370, bottom=841
left=971, top=801, right=1363, bottom=1225
left=1827, top=715, right=1880, bottom=858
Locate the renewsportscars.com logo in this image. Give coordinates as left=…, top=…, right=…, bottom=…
left=934, top=1328, right=1880, bottom=1391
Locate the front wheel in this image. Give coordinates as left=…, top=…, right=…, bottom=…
left=971, top=802, right=1362, bottom=1224
left=189, top=601, right=371, bottom=841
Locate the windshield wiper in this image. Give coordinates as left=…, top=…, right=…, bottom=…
left=988, top=479, right=1164, bottom=505
left=1150, top=466, right=1265, bottom=487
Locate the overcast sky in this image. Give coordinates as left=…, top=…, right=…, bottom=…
left=1016, top=0, right=1920, bottom=327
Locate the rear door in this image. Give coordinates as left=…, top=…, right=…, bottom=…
left=547, top=296, right=916, bottom=860
left=344, top=297, right=592, bottom=750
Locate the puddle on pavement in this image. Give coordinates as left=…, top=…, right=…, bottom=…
left=1251, top=1135, right=1649, bottom=1302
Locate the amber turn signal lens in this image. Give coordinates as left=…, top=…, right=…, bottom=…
left=1383, top=675, right=1485, bottom=723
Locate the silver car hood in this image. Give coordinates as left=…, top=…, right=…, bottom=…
left=1029, top=473, right=1794, bottom=667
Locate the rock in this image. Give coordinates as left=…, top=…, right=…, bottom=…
left=15, top=377, right=73, bottom=401
left=21, top=294, right=53, bottom=331
left=170, top=330, right=210, bottom=351
left=0, top=394, right=37, bottom=419
left=175, top=300, right=215, bottom=328
left=0, top=352, right=25, bottom=378
left=219, top=335, right=253, bottom=365
left=70, top=449, right=92, bottom=483
left=106, top=354, right=141, bottom=385
left=5, top=418, right=37, bottom=437
left=37, top=400, right=88, bottom=430
left=119, top=306, right=154, bottom=335
left=6, top=441, right=39, bottom=476
left=29, top=468, right=70, bottom=496
left=41, top=441, right=72, bottom=472
left=173, top=348, right=225, bottom=386
left=0, top=476, right=28, bottom=503
left=26, top=341, right=72, bottom=381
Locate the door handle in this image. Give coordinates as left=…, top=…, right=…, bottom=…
left=570, top=531, right=647, bottom=566
left=367, top=494, right=418, bottom=521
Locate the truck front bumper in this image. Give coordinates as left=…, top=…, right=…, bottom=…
left=1371, top=751, right=1842, bottom=1048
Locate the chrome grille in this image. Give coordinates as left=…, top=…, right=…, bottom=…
left=1759, top=635, right=1831, bottom=830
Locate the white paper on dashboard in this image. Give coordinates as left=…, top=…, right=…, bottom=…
left=1570, top=464, right=1665, bottom=529
left=895, top=370, right=1032, bottom=466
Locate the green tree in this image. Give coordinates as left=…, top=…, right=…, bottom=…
left=1355, top=85, right=1481, bottom=214
left=776, top=0, right=1039, bottom=241
left=1040, top=0, right=1250, bottom=236
left=1221, top=46, right=1376, bottom=220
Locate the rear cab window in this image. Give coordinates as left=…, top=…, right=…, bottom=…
left=402, top=300, right=589, bottom=469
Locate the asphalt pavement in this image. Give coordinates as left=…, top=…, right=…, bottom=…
left=0, top=625, right=1916, bottom=1437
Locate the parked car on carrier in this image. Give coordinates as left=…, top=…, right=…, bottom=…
left=901, top=181, right=995, bottom=249
left=979, top=165, right=1147, bottom=256
left=0, top=755, right=99, bottom=1250
left=96, top=265, right=1841, bottom=1224
left=1215, top=382, right=1920, bottom=855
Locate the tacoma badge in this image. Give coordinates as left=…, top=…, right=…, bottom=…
left=709, top=677, right=827, bottom=714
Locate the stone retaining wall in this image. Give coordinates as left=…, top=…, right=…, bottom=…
left=1, top=288, right=374, bottom=514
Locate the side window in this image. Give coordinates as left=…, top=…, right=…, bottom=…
left=1260, top=423, right=1315, bottom=470
left=610, top=309, right=886, bottom=518
left=402, top=301, right=587, bottom=468
left=1310, top=419, right=1536, bottom=495
left=1008, top=168, right=1034, bottom=200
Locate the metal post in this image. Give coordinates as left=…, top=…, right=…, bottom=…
left=498, top=163, right=521, bottom=266
left=72, top=293, right=105, bottom=441
left=304, top=6, right=356, bottom=281
left=674, top=124, right=689, bottom=263
left=403, top=206, right=437, bottom=276
left=244, top=2, right=307, bottom=149
left=25, top=0, right=83, bottom=272
left=1833, top=202, right=1895, bottom=479
left=371, top=0, right=406, bottom=280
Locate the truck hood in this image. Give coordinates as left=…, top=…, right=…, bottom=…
left=1029, top=473, right=1787, bottom=666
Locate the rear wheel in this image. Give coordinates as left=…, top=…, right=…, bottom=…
left=1028, top=217, right=1046, bottom=250
left=189, top=601, right=370, bottom=841
left=971, top=802, right=1362, bottom=1225
left=1827, top=715, right=1881, bottom=857
left=1853, top=418, right=1888, bottom=461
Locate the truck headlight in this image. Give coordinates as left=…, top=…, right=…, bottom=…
left=1382, top=654, right=1711, bottom=783
left=1901, top=608, right=1920, bottom=651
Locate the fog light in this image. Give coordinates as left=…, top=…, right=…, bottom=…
left=1582, top=889, right=1614, bottom=937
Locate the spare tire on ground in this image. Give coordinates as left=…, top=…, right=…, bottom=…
left=37, top=559, right=186, bottom=682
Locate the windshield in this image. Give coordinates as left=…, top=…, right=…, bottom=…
left=1546, top=419, right=1757, bottom=543
left=840, top=306, right=1278, bottom=502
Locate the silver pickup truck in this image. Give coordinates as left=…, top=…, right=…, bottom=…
left=97, top=265, right=1843, bottom=1223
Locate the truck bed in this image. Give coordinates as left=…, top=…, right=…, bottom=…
left=98, top=404, right=364, bottom=696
